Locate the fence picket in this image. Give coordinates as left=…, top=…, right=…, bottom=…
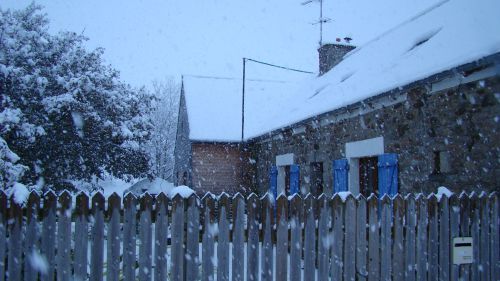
left=186, top=194, right=200, bottom=281
left=304, top=194, right=316, bottom=281
left=439, top=195, right=451, bottom=281
left=139, top=194, right=153, bottom=281
left=470, top=193, right=480, bottom=281
left=356, top=195, right=368, bottom=281
left=489, top=193, right=499, bottom=281
left=344, top=194, right=356, bottom=281
left=427, top=194, right=439, bottom=281
left=458, top=192, right=471, bottom=281
left=416, top=194, right=427, bottom=281
left=107, top=193, right=121, bottom=281
left=0, top=192, right=6, bottom=281
left=171, top=194, right=185, bottom=281
left=154, top=192, right=169, bottom=281
left=202, top=194, right=216, bottom=281
left=74, top=193, right=89, bottom=281
left=318, top=195, right=331, bottom=281
left=261, top=193, right=274, bottom=281
left=41, top=191, right=57, bottom=281
left=24, top=193, right=40, bottom=281
left=404, top=194, right=416, bottom=281
left=90, top=193, right=105, bottom=281
left=276, top=195, right=289, bottom=281
left=367, top=194, right=380, bottom=281
left=246, top=193, right=260, bottom=281
left=8, top=195, right=22, bottom=281
left=218, top=194, right=230, bottom=281
left=289, top=195, right=302, bottom=281
left=380, top=195, right=392, bottom=281
left=393, top=195, right=404, bottom=281
left=123, top=193, right=137, bottom=281
left=449, top=195, right=459, bottom=281
left=332, top=194, right=344, bottom=281
left=479, top=193, right=490, bottom=281
left=56, top=191, right=72, bottom=281
left=232, top=193, right=245, bottom=281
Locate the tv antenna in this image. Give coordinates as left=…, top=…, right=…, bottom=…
left=302, top=0, right=331, bottom=46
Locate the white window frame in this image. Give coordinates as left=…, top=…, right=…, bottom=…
left=345, top=137, right=384, bottom=194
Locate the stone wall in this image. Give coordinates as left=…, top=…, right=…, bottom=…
left=252, top=76, right=500, bottom=195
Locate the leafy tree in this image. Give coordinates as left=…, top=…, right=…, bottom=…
left=0, top=5, right=153, bottom=190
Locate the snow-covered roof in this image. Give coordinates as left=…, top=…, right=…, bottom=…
left=184, top=0, right=500, bottom=142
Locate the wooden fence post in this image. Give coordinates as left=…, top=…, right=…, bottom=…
left=90, top=192, right=105, bottom=281
left=154, top=192, right=169, bottom=281
left=56, top=191, right=72, bottom=281
left=74, top=192, right=89, bottom=281
left=123, top=193, right=137, bottom=281
left=202, top=194, right=216, bottom=281
left=449, top=194, right=459, bottom=281
left=261, top=193, right=274, bottom=281
left=489, top=192, right=499, bottom=281
left=246, top=193, right=260, bottom=281
left=218, top=193, right=231, bottom=281
left=416, top=194, right=428, bottom=281
left=392, top=195, right=404, bottom=281
left=276, top=195, right=288, bottom=281
left=232, top=193, right=245, bottom=281
left=367, top=194, right=380, bottom=281
left=171, top=194, right=185, bottom=281
left=331, top=194, right=344, bottom=281
left=405, top=194, right=417, bottom=281
left=344, top=194, right=356, bottom=281
left=380, top=195, right=392, bottom=281
left=479, top=193, right=490, bottom=281
left=458, top=192, right=471, bottom=281
left=139, top=193, right=153, bottom=281
left=24, top=192, right=40, bottom=281
left=289, top=194, right=302, bottom=281
left=41, top=191, right=57, bottom=281
left=318, top=194, right=331, bottom=281
left=107, top=193, right=121, bottom=281
left=469, top=192, right=480, bottom=281
left=356, top=194, right=368, bottom=281
left=186, top=194, right=200, bottom=281
left=427, top=194, right=439, bottom=281
left=8, top=194, right=23, bottom=281
left=439, top=194, right=451, bottom=281
left=304, top=194, right=316, bottom=281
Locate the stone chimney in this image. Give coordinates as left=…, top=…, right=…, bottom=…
left=318, top=43, right=356, bottom=75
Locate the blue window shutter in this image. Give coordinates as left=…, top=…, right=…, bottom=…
left=333, top=159, right=349, bottom=193
left=269, top=166, right=278, bottom=200
left=290, top=164, right=300, bottom=195
left=378, top=153, right=398, bottom=196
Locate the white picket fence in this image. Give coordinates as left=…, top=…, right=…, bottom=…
left=0, top=190, right=498, bottom=281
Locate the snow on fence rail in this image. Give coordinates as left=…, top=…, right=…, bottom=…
left=0, top=190, right=498, bottom=281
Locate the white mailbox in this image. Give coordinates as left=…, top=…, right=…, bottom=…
left=453, top=237, right=473, bottom=265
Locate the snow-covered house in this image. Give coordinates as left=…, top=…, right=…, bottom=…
left=174, top=0, right=500, bottom=196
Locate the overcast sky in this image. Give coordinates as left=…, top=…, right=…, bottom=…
left=2, top=0, right=439, bottom=88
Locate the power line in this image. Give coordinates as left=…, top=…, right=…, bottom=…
left=244, top=58, right=315, bottom=74
left=182, top=74, right=296, bottom=83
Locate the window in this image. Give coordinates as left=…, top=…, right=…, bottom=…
left=433, top=151, right=451, bottom=174
left=310, top=162, right=324, bottom=196
left=359, top=156, right=378, bottom=196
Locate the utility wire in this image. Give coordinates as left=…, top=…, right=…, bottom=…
left=244, top=58, right=315, bottom=74
left=182, top=74, right=296, bottom=83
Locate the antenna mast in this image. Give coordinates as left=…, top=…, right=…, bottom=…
left=302, top=0, right=331, bottom=46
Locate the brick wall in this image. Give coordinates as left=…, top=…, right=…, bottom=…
left=191, top=143, right=255, bottom=195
